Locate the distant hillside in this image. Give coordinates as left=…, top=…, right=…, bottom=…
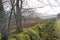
left=40, top=15, right=57, bottom=19
left=57, top=13, right=60, bottom=19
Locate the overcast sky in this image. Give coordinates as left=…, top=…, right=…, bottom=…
left=24, top=0, right=60, bottom=15
left=3, top=0, right=60, bottom=15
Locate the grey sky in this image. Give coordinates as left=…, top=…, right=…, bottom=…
left=3, top=0, right=60, bottom=15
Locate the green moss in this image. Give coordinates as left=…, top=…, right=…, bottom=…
left=8, top=36, right=20, bottom=40
left=8, top=33, right=31, bottom=40
left=8, top=37, right=17, bottom=40
left=23, top=29, right=41, bottom=40
left=19, top=34, right=30, bottom=40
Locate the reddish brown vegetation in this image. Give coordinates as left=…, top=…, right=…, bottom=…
left=10, top=19, right=47, bottom=29
left=22, top=19, right=46, bottom=28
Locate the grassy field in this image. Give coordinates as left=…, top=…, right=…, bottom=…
left=55, top=19, right=60, bottom=40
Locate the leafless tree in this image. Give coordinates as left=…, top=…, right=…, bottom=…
left=0, top=0, right=8, bottom=40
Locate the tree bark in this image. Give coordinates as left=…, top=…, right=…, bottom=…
left=0, top=0, right=8, bottom=40
left=15, top=0, right=23, bottom=33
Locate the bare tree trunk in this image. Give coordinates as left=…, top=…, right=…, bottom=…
left=15, top=0, right=23, bottom=33
left=0, top=0, right=8, bottom=40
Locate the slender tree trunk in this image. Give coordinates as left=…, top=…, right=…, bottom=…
left=0, top=0, right=8, bottom=40
left=15, top=0, right=23, bottom=33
